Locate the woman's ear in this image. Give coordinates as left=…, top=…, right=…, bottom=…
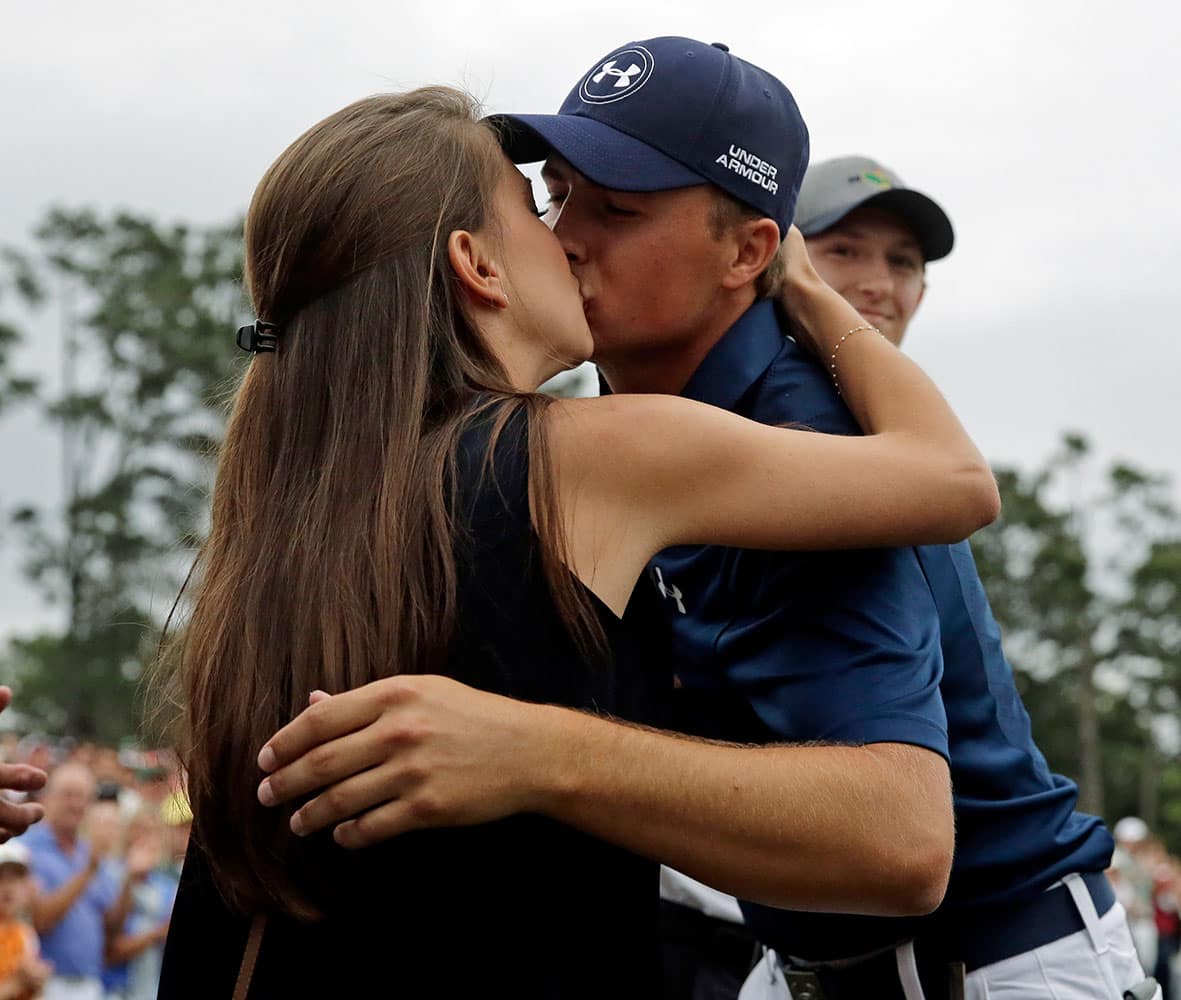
left=447, top=230, right=509, bottom=309
left=720, top=217, right=781, bottom=291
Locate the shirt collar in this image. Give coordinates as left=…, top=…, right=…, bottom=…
left=596, top=299, right=785, bottom=407
left=679, top=299, right=785, bottom=409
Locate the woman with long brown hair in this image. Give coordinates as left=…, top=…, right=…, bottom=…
left=157, top=87, right=996, bottom=998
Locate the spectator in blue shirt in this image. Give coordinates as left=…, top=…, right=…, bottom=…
left=248, top=40, right=1149, bottom=1000
left=105, top=813, right=173, bottom=1000
left=24, top=765, right=151, bottom=1000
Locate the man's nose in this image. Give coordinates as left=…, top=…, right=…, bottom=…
left=546, top=188, right=588, bottom=264
left=554, top=217, right=587, bottom=266
left=854, top=257, right=893, bottom=296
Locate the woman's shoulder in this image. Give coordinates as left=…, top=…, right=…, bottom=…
left=542, top=393, right=738, bottom=499
left=543, top=393, right=710, bottom=455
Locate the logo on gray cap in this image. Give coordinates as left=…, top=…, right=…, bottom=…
left=579, top=46, right=655, bottom=104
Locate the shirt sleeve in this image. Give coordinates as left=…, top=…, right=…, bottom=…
left=27, top=842, right=64, bottom=894
left=718, top=543, right=948, bottom=758
left=707, top=340, right=950, bottom=757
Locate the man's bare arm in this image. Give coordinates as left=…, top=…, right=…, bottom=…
left=31, top=852, right=99, bottom=933
left=104, top=876, right=136, bottom=938
left=106, top=922, right=169, bottom=965
left=104, top=836, right=160, bottom=936
left=258, top=676, right=952, bottom=916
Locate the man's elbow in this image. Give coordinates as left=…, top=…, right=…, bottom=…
left=878, top=825, right=953, bottom=916
left=863, top=746, right=955, bottom=916
left=897, top=841, right=952, bottom=915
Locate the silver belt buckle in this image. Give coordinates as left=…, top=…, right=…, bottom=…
left=783, top=970, right=826, bottom=1000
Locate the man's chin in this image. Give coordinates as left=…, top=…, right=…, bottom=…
left=586, top=324, right=627, bottom=363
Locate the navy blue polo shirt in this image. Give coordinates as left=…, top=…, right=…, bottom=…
left=630, top=299, right=1113, bottom=960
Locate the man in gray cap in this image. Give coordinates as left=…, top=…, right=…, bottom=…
left=795, top=155, right=954, bottom=346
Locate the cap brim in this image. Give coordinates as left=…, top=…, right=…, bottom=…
left=485, top=113, right=707, bottom=193
left=866, top=189, right=954, bottom=261
left=800, top=187, right=954, bottom=262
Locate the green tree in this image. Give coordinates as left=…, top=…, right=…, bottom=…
left=0, top=247, right=41, bottom=411
left=971, top=434, right=1181, bottom=850
left=970, top=436, right=1105, bottom=811
left=1104, top=465, right=1181, bottom=831
left=4, top=209, right=246, bottom=742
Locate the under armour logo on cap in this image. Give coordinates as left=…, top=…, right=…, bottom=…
left=580, top=45, right=654, bottom=104
left=593, top=59, right=642, bottom=89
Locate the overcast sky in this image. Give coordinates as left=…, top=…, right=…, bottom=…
left=1, top=0, right=1178, bottom=641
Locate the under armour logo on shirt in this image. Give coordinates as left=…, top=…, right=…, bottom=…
left=592, top=59, right=642, bottom=89
left=653, top=566, right=687, bottom=614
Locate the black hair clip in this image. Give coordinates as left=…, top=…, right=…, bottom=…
left=236, top=320, right=280, bottom=354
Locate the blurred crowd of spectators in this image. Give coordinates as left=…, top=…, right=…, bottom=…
left=1110, top=815, right=1181, bottom=999
left=2, top=729, right=1179, bottom=999
left=0, top=734, right=189, bottom=1000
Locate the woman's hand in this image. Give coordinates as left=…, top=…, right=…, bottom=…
left=775, top=225, right=879, bottom=362
left=775, top=225, right=832, bottom=357
left=256, top=675, right=562, bottom=848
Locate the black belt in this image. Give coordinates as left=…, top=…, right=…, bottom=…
left=924, top=870, right=1115, bottom=972
left=660, top=899, right=760, bottom=973
left=785, top=871, right=1117, bottom=1000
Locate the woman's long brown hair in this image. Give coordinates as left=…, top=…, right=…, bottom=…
left=159, top=88, right=603, bottom=919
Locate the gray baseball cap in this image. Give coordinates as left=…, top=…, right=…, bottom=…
left=795, top=155, right=954, bottom=261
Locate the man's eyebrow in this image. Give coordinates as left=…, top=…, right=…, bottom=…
left=887, top=234, right=923, bottom=253
left=823, top=222, right=865, bottom=239
left=830, top=223, right=921, bottom=252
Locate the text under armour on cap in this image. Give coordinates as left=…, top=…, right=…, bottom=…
left=487, top=37, right=810, bottom=236
left=795, top=155, right=955, bottom=261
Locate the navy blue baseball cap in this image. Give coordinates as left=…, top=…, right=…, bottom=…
left=488, top=37, right=809, bottom=236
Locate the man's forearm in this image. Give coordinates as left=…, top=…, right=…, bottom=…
left=260, top=672, right=951, bottom=916
left=107, top=925, right=166, bottom=965
left=527, top=705, right=953, bottom=916
left=104, top=876, right=136, bottom=936
left=32, top=865, right=95, bottom=932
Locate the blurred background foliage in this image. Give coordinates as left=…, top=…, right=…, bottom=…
left=1, top=209, right=1178, bottom=850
